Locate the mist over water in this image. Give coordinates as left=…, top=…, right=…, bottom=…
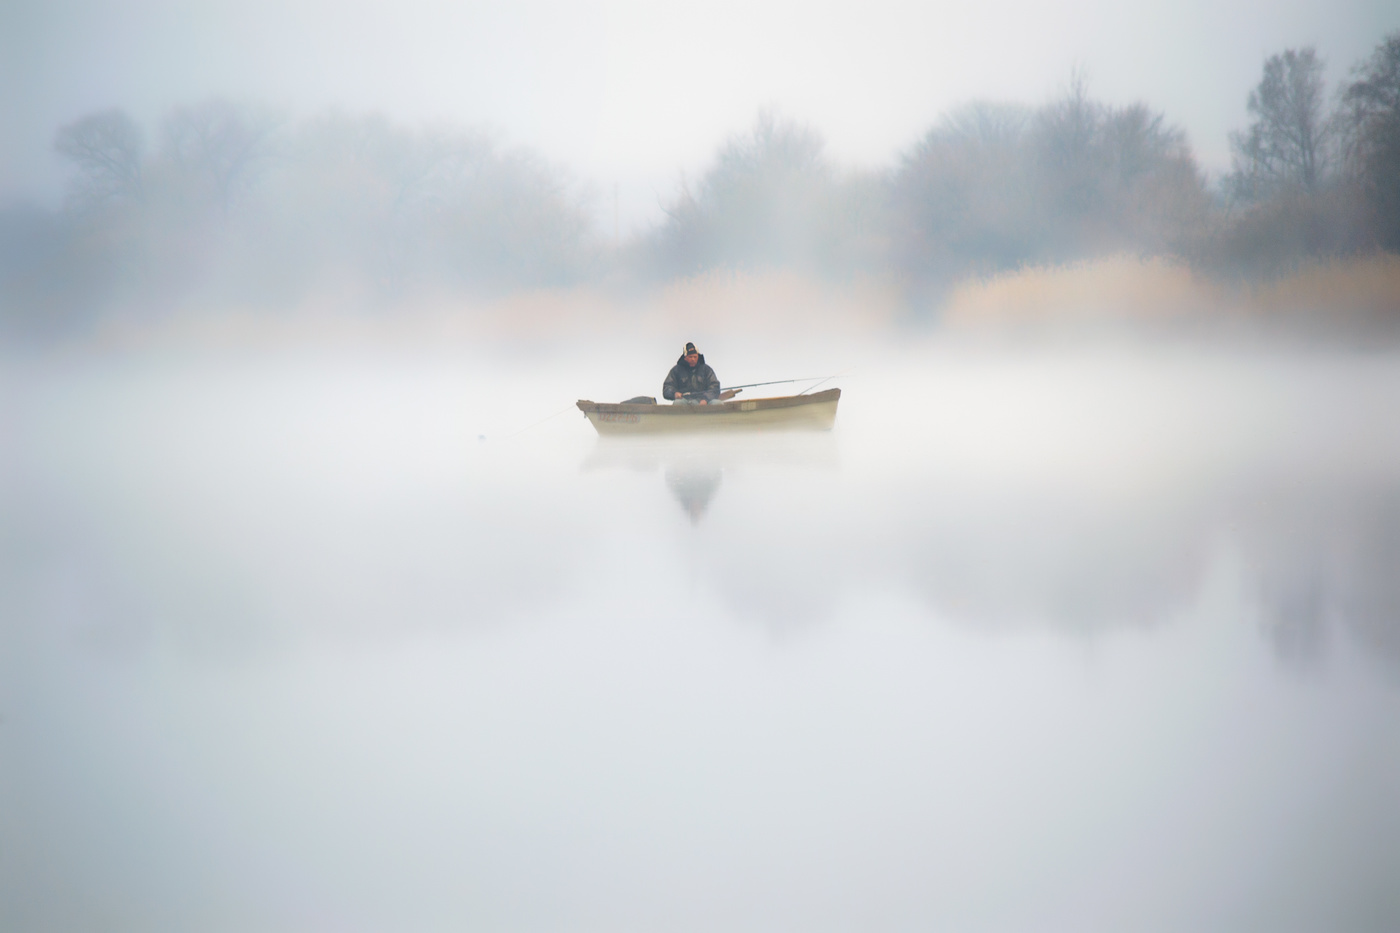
left=5, top=5, right=1400, bottom=928
left=3, top=330, right=1399, bottom=931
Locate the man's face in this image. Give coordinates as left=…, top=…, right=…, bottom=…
left=685, top=351, right=699, bottom=367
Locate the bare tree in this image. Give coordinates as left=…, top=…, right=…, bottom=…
left=1103, top=104, right=1186, bottom=185
left=890, top=80, right=1207, bottom=281
left=1034, top=68, right=1107, bottom=218
left=892, top=101, right=1038, bottom=276
left=1340, top=33, right=1400, bottom=248
left=935, top=101, right=1030, bottom=148
left=654, top=111, right=838, bottom=273
left=161, top=99, right=279, bottom=215
left=261, top=111, right=593, bottom=292
left=1229, top=47, right=1332, bottom=200
left=53, top=109, right=145, bottom=207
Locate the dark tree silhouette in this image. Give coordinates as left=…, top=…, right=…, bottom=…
left=161, top=99, right=280, bottom=215
left=890, top=82, right=1205, bottom=283
left=1034, top=69, right=1107, bottom=219
left=891, top=101, right=1036, bottom=276
left=263, top=112, right=593, bottom=292
left=653, top=111, right=846, bottom=274
left=1341, top=33, right=1400, bottom=249
left=1229, top=48, right=1332, bottom=200
left=53, top=109, right=145, bottom=206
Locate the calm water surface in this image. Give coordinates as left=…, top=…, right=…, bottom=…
left=2, top=341, right=1399, bottom=931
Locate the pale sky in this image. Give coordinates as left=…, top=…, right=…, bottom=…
left=3, top=0, right=1396, bottom=231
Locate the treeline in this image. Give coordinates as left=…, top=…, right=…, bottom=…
left=2, top=32, right=1398, bottom=335
left=637, top=84, right=1210, bottom=285
left=1212, top=39, right=1400, bottom=273
left=4, top=104, right=596, bottom=331
left=645, top=33, right=1400, bottom=286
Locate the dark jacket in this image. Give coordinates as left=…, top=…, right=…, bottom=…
left=663, top=354, right=721, bottom=401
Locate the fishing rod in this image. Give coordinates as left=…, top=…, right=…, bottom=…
left=796, top=368, right=852, bottom=395
left=720, top=376, right=836, bottom=392
left=498, top=404, right=574, bottom=440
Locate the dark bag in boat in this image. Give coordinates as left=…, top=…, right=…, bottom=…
left=621, top=396, right=656, bottom=404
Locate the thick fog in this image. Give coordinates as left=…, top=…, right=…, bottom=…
left=3, top=0, right=1397, bottom=214
left=5, top=3, right=1400, bottom=931
left=4, top=332, right=1400, bottom=931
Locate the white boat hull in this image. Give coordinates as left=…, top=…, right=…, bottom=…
left=576, top=389, right=840, bottom=435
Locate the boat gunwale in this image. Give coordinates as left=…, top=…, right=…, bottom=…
left=576, top=387, right=840, bottom=415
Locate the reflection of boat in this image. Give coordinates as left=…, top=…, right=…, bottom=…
left=579, top=432, right=839, bottom=524
left=666, top=464, right=724, bottom=523
left=576, top=389, right=840, bottom=435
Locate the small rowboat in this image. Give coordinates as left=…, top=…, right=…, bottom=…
left=576, top=388, right=840, bottom=435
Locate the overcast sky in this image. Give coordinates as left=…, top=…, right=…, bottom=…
left=3, top=0, right=1397, bottom=231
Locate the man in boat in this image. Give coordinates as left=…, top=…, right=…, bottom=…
left=663, top=342, right=721, bottom=405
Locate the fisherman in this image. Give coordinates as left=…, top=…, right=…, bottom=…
left=663, top=342, right=721, bottom=405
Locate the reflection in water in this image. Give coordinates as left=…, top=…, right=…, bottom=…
left=1262, top=565, right=1329, bottom=669
left=664, top=464, right=722, bottom=522
left=583, top=432, right=839, bottom=525
left=1245, top=490, right=1400, bottom=671
left=3, top=346, right=1400, bottom=931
